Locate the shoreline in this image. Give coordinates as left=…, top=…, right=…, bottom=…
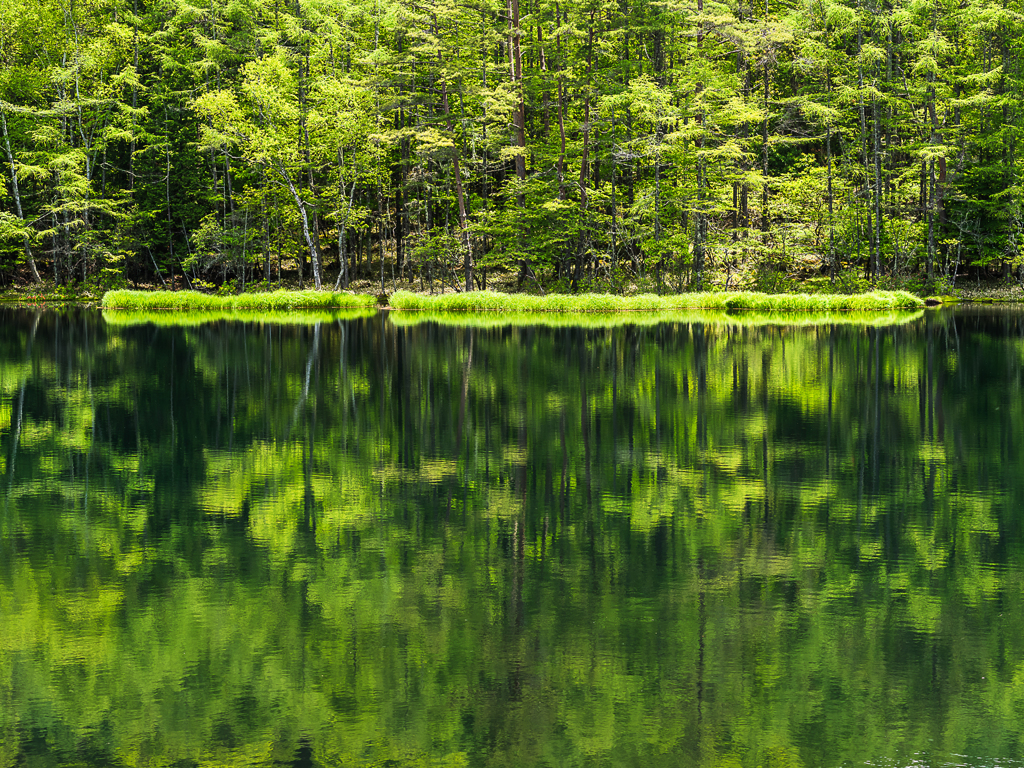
left=97, top=288, right=926, bottom=313
left=3, top=285, right=1023, bottom=311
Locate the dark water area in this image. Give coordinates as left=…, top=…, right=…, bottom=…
left=2, top=306, right=1024, bottom=768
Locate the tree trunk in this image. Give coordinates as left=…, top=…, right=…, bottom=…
left=0, top=109, right=42, bottom=283
left=436, top=32, right=472, bottom=291
left=275, top=162, right=322, bottom=289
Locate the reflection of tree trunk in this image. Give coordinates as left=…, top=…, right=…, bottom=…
left=559, top=407, right=568, bottom=524
left=696, top=553, right=706, bottom=748
left=304, top=385, right=318, bottom=534
left=507, top=511, right=524, bottom=702
left=457, top=330, right=474, bottom=453
left=695, top=326, right=708, bottom=450
left=926, top=319, right=934, bottom=439
left=507, top=334, right=528, bottom=702
left=289, top=322, right=322, bottom=437
left=872, top=327, right=881, bottom=494
left=826, top=328, right=834, bottom=474
left=581, top=362, right=592, bottom=503
left=6, top=311, right=41, bottom=498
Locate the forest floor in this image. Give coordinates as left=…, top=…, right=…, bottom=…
left=937, top=283, right=1024, bottom=302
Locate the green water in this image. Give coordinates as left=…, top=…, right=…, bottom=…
left=2, top=307, right=1023, bottom=768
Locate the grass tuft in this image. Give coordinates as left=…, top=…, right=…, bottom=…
left=102, top=289, right=378, bottom=311
left=388, top=290, right=924, bottom=313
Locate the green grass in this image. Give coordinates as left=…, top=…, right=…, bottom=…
left=101, top=287, right=924, bottom=315
left=102, top=289, right=378, bottom=311
left=389, top=309, right=925, bottom=330
left=102, top=308, right=376, bottom=327
left=388, top=289, right=925, bottom=313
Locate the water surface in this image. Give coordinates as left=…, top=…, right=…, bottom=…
left=2, top=306, right=1023, bottom=768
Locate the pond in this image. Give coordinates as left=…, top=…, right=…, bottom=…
left=1, top=305, right=1023, bottom=768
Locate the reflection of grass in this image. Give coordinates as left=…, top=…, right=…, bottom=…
left=389, top=289, right=924, bottom=312
left=103, top=308, right=376, bottom=327
left=102, top=289, right=378, bottom=310
left=389, top=309, right=926, bottom=330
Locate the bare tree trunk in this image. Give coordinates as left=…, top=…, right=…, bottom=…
left=571, top=13, right=595, bottom=290
left=274, top=162, right=322, bottom=289
left=692, top=0, right=707, bottom=288
left=0, top=109, right=42, bottom=283
left=555, top=3, right=567, bottom=201
left=334, top=149, right=358, bottom=290
left=509, top=0, right=527, bottom=198
left=857, top=17, right=876, bottom=273
left=872, top=99, right=883, bottom=277
left=435, top=26, right=472, bottom=291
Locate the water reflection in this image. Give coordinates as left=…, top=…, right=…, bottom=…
left=1, top=306, right=1023, bottom=767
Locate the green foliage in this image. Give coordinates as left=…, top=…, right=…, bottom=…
left=3, top=0, right=1024, bottom=288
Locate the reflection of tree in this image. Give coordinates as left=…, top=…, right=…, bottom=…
left=0, top=309, right=1023, bottom=766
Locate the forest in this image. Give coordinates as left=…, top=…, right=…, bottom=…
left=1, top=0, right=1023, bottom=294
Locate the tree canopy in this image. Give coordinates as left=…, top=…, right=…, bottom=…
left=2, top=0, right=1024, bottom=292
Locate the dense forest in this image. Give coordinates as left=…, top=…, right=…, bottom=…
left=1, top=0, right=1023, bottom=293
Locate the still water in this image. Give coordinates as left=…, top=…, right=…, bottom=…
left=1, top=306, right=1023, bottom=768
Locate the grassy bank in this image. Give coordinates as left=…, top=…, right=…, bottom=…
left=102, top=289, right=378, bottom=311
left=388, top=289, right=925, bottom=312
left=100, top=287, right=925, bottom=314
left=102, top=308, right=375, bottom=327
left=389, top=309, right=925, bottom=330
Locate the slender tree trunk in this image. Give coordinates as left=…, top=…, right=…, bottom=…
left=334, top=148, right=357, bottom=290
left=509, top=0, right=527, bottom=198
left=692, top=0, right=707, bottom=288
left=827, top=118, right=836, bottom=280
left=872, top=98, right=883, bottom=277
left=166, top=145, right=175, bottom=288
left=572, top=12, right=595, bottom=290
left=275, top=162, right=322, bottom=289
left=857, top=20, right=876, bottom=273
left=436, top=33, right=472, bottom=291
left=927, top=158, right=936, bottom=283
left=1, top=109, right=42, bottom=283
left=761, top=60, right=770, bottom=233
left=554, top=3, right=568, bottom=201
